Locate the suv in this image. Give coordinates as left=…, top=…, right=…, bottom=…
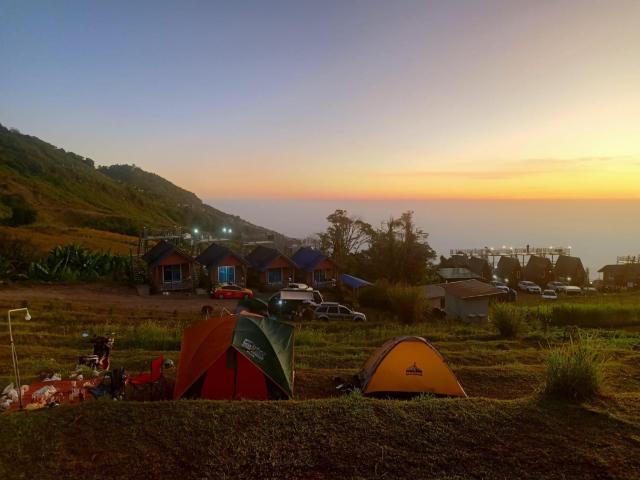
left=314, top=302, right=366, bottom=322
left=517, top=280, right=542, bottom=294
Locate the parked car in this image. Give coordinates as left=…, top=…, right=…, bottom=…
left=564, top=286, right=582, bottom=296
left=314, top=302, right=366, bottom=322
left=491, top=280, right=509, bottom=288
left=517, top=281, right=542, bottom=294
left=268, top=289, right=324, bottom=318
left=546, top=281, right=568, bottom=293
left=582, top=286, right=597, bottom=295
left=212, top=284, right=254, bottom=300
left=541, top=289, right=558, bottom=300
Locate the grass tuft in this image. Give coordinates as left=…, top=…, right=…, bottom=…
left=544, top=333, right=605, bottom=402
left=491, top=304, right=526, bottom=338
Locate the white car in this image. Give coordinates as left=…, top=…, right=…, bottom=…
left=541, top=289, right=558, bottom=300
left=546, top=281, right=568, bottom=293
left=517, top=281, right=542, bottom=294
left=564, top=286, right=582, bottom=296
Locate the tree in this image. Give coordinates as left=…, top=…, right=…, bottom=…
left=360, top=211, right=436, bottom=284
left=318, top=210, right=373, bottom=268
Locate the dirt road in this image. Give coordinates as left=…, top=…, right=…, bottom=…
left=0, top=283, right=237, bottom=313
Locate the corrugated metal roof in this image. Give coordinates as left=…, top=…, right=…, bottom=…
left=340, top=273, right=372, bottom=289
left=440, top=279, right=503, bottom=299
left=437, top=267, right=481, bottom=280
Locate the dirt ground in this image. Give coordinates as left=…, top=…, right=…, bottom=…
left=0, top=282, right=236, bottom=313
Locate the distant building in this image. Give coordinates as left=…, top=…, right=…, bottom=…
left=467, top=257, right=492, bottom=281
left=142, top=240, right=196, bottom=292
left=439, top=279, right=503, bottom=321
left=598, top=263, right=640, bottom=289
left=290, top=247, right=338, bottom=288
left=196, top=243, right=248, bottom=286
left=523, top=255, right=553, bottom=287
left=495, top=256, right=522, bottom=286
left=245, top=245, right=297, bottom=288
left=440, top=254, right=492, bottom=281
left=553, top=255, right=587, bottom=286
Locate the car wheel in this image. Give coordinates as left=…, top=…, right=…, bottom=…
left=319, top=315, right=329, bottom=321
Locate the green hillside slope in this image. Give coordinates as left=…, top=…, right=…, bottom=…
left=0, top=124, right=286, bottom=241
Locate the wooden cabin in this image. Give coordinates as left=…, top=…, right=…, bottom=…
left=142, top=240, right=195, bottom=293
left=196, top=243, right=248, bottom=286
left=245, top=245, right=297, bottom=289
left=291, top=247, right=338, bottom=288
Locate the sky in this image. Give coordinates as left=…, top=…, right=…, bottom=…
left=2, top=0, right=640, bottom=200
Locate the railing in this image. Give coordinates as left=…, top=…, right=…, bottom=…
left=159, top=280, right=193, bottom=291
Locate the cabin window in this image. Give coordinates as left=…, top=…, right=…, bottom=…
left=218, top=266, right=235, bottom=284
left=163, top=265, right=181, bottom=283
left=267, top=268, right=283, bottom=284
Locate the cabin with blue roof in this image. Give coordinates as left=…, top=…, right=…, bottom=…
left=291, top=247, right=338, bottom=288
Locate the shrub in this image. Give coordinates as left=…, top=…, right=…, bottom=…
left=387, top=284, right=427, bottom=324
left=491, top=304, right=526, bottom=338
left=544, top=334, right=604, bottom=402
left=1, top=194, right=37, bottom=226
left=359, top=279, right=392, bottom=311
left=360, top=280, right=427, bottom=324
left=549, top=304, right=640, bottom=328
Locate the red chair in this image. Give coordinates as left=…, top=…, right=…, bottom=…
left=128, top=356, right=164, bottom=400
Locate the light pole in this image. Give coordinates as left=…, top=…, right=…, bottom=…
left=7, top=308, right=31, bottom=410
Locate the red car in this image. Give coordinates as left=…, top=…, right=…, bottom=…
left=212, top=284, right=254, bottom=300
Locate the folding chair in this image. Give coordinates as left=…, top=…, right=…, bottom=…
left=128, top=356, right=164, bottom=400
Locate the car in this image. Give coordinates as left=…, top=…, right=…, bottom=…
left=541, top=289, right=558, bottom=300
left=491, top=280, right=509, bottom=288
left=314, top=302, right=366, bottom=322
left=564, top=286, right=582, bottom=296
left=212, top=284, right=254, bottom=300
left=267, top=289, right=325, bottom=317
left=517, top=281, right=542, bottom=294
left=287, top=282, right=312, bottom=290
left=546, top=281, right=568, bottom=293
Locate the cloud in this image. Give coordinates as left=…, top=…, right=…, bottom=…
left=374, top=155, right=638, bottom=180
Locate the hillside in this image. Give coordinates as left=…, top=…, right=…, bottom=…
left=0, top=124, right=289, bottom=252
left=1, top=396, right=639, bottom=479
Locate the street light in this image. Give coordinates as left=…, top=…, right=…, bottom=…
left=7, top=308, right=31, bottom=410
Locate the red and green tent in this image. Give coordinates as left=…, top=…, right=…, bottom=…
left=173, top=313, right=294, bottom=400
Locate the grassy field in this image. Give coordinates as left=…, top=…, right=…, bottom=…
left=1, top=284, right=639, bottom=478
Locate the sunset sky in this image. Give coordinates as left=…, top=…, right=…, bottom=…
left=2, top=0, right=640, bottom=199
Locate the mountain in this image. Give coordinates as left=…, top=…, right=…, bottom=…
left=0, top=124, right=290, bottom=252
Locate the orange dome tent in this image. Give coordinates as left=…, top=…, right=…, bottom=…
left=358, top=336, right=466, bottom=397
left=173, top=313, right=294, bottom=400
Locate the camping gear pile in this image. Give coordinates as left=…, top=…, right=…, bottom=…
left=174, top=313, right=294, bottom=400
left=77, top=335, right=114, bottom=371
